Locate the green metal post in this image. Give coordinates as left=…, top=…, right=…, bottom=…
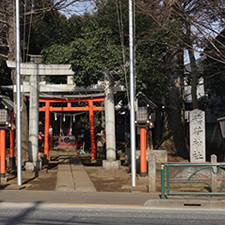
left=166, top=165, right=170, bottom=194
left=161, top=164, right=165, bottom=199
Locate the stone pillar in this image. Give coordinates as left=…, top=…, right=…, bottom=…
left=211, top=154, right=217, bottom=192
left=104, top=74, right=116, bottom=161
left=103, top=74, right=121, bottom=170
left=148, top=154, right=156, bottom=192
left=28, top=66, right=39, bottom=164
left=189, top=109, right=206, bottom=162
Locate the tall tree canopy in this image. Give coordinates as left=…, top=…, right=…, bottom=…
left=1, top=0, right=225, bottom=160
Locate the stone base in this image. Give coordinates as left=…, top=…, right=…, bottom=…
left=102, top=160, right=121, bottom=170
left=140, top=172, right=147, bottom=177
left=9, top=157, right=16, bottom=169
left=24, top=161, right=42, bottom=172
left=0, top=173, right=6, bottom=178
left=0, top=177, right=8, bottom=184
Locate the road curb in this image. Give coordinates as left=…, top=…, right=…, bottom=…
left=144, top=199, right=225, bottom=209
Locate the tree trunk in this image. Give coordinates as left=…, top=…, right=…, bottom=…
left=186, top=21, right=198, bottom=109
left=189, top=48, right=198, bottom=109
left=164, top=48, right=189, bottom=159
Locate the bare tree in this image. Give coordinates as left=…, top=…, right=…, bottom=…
left=136, top=0, right=225, bottom=108
left=135, top=0, right=225, bottom=158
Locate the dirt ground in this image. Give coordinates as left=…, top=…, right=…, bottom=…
left=2, top=162, right=58, bottom=191
left=2, top=154, right=151, bottom=192
left=80, top=154, right=150, bottom=192
left=85, top=166, right=149, bottom=192
left=2, top=151, right=215, bottom=193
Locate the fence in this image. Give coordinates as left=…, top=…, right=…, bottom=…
left=161, top=156, right=225, bottom=199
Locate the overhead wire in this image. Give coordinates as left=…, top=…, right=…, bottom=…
left=26, top=0, right=33, bottom=62
left=115, top=0, right=130, bottom=103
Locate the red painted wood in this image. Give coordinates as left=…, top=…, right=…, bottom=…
left=140, top=128, right=147, bottom=175
left=10, top=111, right=15, bottom=158
left=44, top=101, right=50, bottom=159
left=0, top=130, right=6, bottom=176
left=89, top=101, right=96, bottom=160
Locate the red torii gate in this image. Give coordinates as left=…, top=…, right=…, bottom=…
left=39, top=95, right=104, bottom=160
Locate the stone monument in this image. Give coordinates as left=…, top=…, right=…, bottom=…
left=189, top=109, right=206, bottom=162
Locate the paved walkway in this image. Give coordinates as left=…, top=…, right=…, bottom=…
left=55, top=152, right=96, bottom=192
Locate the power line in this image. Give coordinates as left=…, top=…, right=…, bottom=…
left=26, top=0, right=33, bottom=62
left=115, top=0, right=129, bottom=103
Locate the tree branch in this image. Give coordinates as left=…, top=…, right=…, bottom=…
left=0, top=53, right=7, bottom=58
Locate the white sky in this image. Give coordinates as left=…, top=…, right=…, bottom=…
left=60, top=1, right=96, bottom=17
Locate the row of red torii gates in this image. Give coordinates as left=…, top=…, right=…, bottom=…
left=39, top=95, right=104, bottom=160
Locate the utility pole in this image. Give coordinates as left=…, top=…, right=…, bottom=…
left=129, top=0, right=136, bottom=187
left=16, top=0, right=22, bottom=185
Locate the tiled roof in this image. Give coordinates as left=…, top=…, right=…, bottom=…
left=0, top=95, right=14, bottom=110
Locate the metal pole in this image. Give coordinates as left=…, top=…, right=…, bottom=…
left=16, top=0, right=22, bottom=185
left=161, top=164, right=165, bottom=199
left=129, top=0, right=136, bottom=187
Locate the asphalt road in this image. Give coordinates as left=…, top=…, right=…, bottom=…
left=0, top=203, right=225, bottom=225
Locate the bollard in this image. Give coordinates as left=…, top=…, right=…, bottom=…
left=211, top=154, right=217, bottom=192
left=148, top=154, right=156, bottom=192
left=161, top=164, right=165, bottom=199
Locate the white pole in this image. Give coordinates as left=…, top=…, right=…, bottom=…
left=129, top=0, right=136, bottom=187
left=16, top=0, right=22, bottom=185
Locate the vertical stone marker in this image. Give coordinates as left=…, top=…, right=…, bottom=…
left=190, top=109, right=206, bottom=162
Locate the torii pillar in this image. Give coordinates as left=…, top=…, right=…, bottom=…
left=102, top=74, right=121, bottom=170
left=28, top=66, right=40, bottom=169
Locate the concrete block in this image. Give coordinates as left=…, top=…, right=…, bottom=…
left=102, top=160, right=121, bottom=170
left=144, top=199, right=178, bottom=208
left=144, top=199, right=213, bottom=209
left=209, top=200, right=223, bottom=209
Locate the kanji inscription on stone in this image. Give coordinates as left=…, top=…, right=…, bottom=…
left=190, top=109, right=206, bottom=162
